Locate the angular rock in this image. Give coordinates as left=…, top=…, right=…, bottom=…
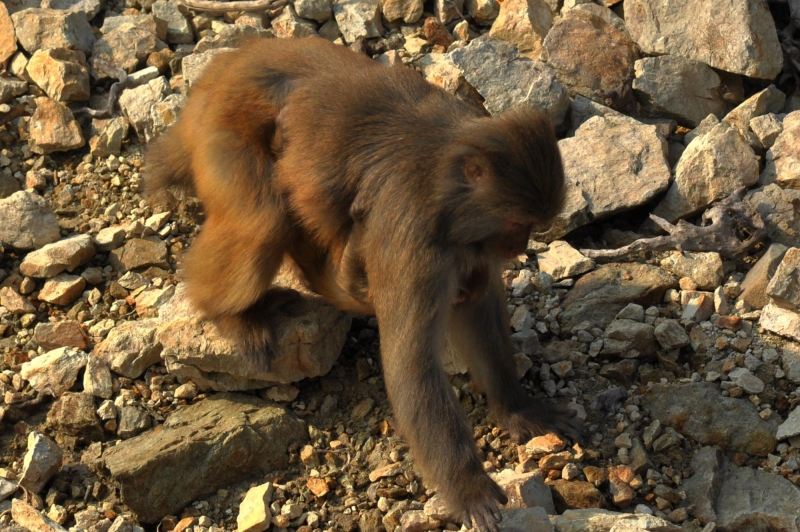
left=750, top=113, right=783, bottom=150
left=465, top=0, right=498, bottom=25
left=782, top=343, right=800, bottom=385
left=653, top=320, right=689, bottom=351
left=118, top=76, right=170, bottom=142
left=20, top=347, right=88, bottom=395
left=681, top=293, right=715, bottom=322
left=760, top=303, right=800, bottom=342
left=776, top=406, right=800, bottom=440
left=738, top=243, right=788, bottom=310
left=434, top=0, right=464, bottom=25
left=158, top=278, right=351, bottom=391
left=11, top=499, right=68, bottom=532
left=559, top=264, right=676, bottom=332
left=151, top=0, right=193, bottom=44
left=542, top=7, right=637, bottom=109
left=653, top=121, right=759, bottom=222
left=181, top=48, right=235, bottom=88
left=117, top=405, right=151, bottom=438
left=29, top=97, right=85, bottom=154
left=449, top=37, right=569, bottom=126
left=551, top=508, right=679, bottom=532
left=271, top=5, right=317, bottom=38
left=98, top=393, right=307, bottom=523
left=46, top=392, right=103, bottom=439
left=25, top=48, right=90, bottom=102
left=642, top=382, right=779, bottom=456
left=416, top=53, right=477, bottom=104
left=727, top=367, right=765, bottom=394
left=194, top=23, right=272, bottom=53
left=745, top=184, right=800, bottom=247
left=19, top=432, right=62, bottom=494
left=38, top=273, right=86, bottom=305
left=723, top=85, right=786, bottom=131
left=683, top=446, right=800, bottom=530
left=498, top=507, right=553, bottom=532
left=101, top=14, right=166, bottom=40
left=89, top=117, right=130, bottom=158
left=93, top=225, right=126, bottom=252
left=11, top=8, right=94, bottom=54
left=94, top=320, right=162, bottom=378
left=332, top=0, right=383, bottom=43
left=83, top=355, right=113, bottom=399
left=296, top=0, right=333, bottom=22
left=549, top=115, right=670, bottom=238
left=763, top=111, right=800, bottom=190
left=0, top=286, right=36, bottom=314
left=537, top=241, right=594, bottom=281
left=632, top=55, right=726, bottom=127
left=625, top=0, right=782, bottom=79
left=549, top=480, right=606, bottom=511
left=34, top=320, right=90, bottom=351
left=660, top=251, right=724, bottom=291
left=488, top=0, right=552, bottom=59
left=601, top=319, right=656, bottom=358
left=91, top=24, right=159, bottom=75
left=0, top=3, right=16, bottom=63
left=20, top=234, right=95, bottom=278
left=237, top=482, right=274, bottom=532
left=377, top=0, right=420, bottom=24
left=0, top=191, right=59, bottom=249
left=496, top=471, right=555, bottom=514
left=766, top=247, right=800, bottom=311
left=108, top=237, right=169, bottom=271
left=43, top=0, right=104, bottom=19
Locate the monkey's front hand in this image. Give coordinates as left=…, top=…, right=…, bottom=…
left=450, top=471, right=507, bottom=532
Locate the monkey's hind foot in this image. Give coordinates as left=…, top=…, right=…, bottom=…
left=449, top=474, right=506, bottom=532
left=216, top=288, right=308, bottom=373
left=501, top=398, right=585, bottom=445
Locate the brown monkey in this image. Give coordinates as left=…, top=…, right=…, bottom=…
left=146, top=37, right=579, bottom=532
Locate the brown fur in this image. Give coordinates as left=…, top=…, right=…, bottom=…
left=145, top=37, right=578, bottom=532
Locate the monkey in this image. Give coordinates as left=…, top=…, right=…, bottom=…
left=145, top=36, right=581, bottom=532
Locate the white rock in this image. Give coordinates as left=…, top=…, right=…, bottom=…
left=332, top=0, right=383, bottom=43
left=237, top=482, right=274, bottom=532
left=20, top=346, right=88, bottom=395
left=20, top=233, right=95, bottom=278
left=19, top=432, right=63, bottom=494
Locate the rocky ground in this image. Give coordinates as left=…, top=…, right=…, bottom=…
left=1, top=0, right=800, bottom=531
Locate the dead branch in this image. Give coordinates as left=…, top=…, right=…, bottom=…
left=580, top=189, right=768, bottom=260
left=175, top=0, right=287, bottom=13
left=73, top=59, right=130, bottom=119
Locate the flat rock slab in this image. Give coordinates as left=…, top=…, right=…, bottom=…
left=625, top=0, right=783, bottom=79
left=737, top=243, right=788, bottom=310
left=558, top=263, right=676, bottom=332
left=20, top=233, right=95, bottom=278
left=97, top=393, right=308, bottom=523
left=760, top=303, right=800, bottom=342
left=0, top=190, right=60, bottom=250
left=642, top=382, right=779, bottom=456
left=683, top=446, right=800, bottom=530
left=551, top=508, right=680, bottom=532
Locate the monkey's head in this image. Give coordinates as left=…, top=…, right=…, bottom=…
left=442, top=106, right=566, bottom=258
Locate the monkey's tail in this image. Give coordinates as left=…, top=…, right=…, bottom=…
left=143, top=130, right=195, bottom=197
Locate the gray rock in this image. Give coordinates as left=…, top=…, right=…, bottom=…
left=118, top=76, right=170, bottom=142
left=117, top=405, right=151, bottom=438
left=331, top=0, right=383, bottom=43
left=97, top=393, right=307, bottom=523
left=536, top=241, right=594, bottom=281
left=108, top=237, right=169, bottom=271
left=568, top=94, right=631, bottom=133
left=750, top=112, right=783, bottom=149
left=642, top=382, right=779, bottom=456
left=632, top=55, right=726, bottom=127
left=783, top=343, right=800, bottom=385
left=0, top=190, right=60, bottom=249
left=488, top=0, right=552, bottom=59
left=760, top=303, right=800, bottom=342
left=558, top=263, right=676, bottom=332
left=625, top=0, right=782, bottom=79
left=46, top=392, right=103, bottom=439
left=11, top=8, right=94, bottom=54
left=19, top=347, right=88, bottom=396
left=745, top=184, right=800, bottom=248
left=28, top=97, right=85, bottom=154
left=151, top=0, right=193, bottom=43
left=182, top=48, right=235, bottom=88
left=766, top=247, right=800, bottom=311
left=294, top=0, right=332, bottom=22
left=738, top=243, right=788, bottom=310
left=101, top=14, right=167, bottom=40
left=91, top=23, right=160, bottom=75
left=683, top=446, right=800, bottom=530
left=615, top=303, right=644, bottom=322
left=551, top=115, right=670, bottom=237
left=158, top=278, right=351, bottom=391
left=93, top=225, right=126, bottom=251
left=19, top=432, right=62, bottom=494
left=660, top=251, right=724, bottom=291
left=20, top=234, right=95, bottom=278
left=777, top=406, right=800, bottom=440
left=25, top=48, right=90, bottom=102
left=434, top=0, right=464, bottom=25
left=762, top=111, right=800, bottom=190
left=41, top=0, right=104, bottom=19
left=653, top=121, right=759, bottom=222
left=541, top=6, right=637, bottom=109
left=727, top=367, right=765, bottom=394
left=94, top=319, right=162, bottom=378
left=653, top=320, right=689, bottom=351
left=0, top=478, right=17, bottom=501
left=601, top=319, right=656, bottom=358
left=683, top=113, right=719, bottom=147
left=271, top=5, right=318, bottom=38
left=194, top=24, right=272, bottom=53
left=496, top=470, right=555, bottom=514
left=465, top=0, right=499, bottom=25
left=551, top=509, right=679, bottom=532
left=0, top=75, right=27, bottom=106
left=34, top=320, right=90, bottom=351
left=83, top=355, right=113, bottom=399
left=448, top=37, right=569, bottom=127
left=723, top=85, right=786, bottom=131
left=499, top=507, right=553, bottom=532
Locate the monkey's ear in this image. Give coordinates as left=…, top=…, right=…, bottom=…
left=463, top=157, right=490, bottom=183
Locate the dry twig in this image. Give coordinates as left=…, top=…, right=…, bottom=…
left=580, top=189, right=768, bottom=260
left=175, top=0, right=288, bottom=13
